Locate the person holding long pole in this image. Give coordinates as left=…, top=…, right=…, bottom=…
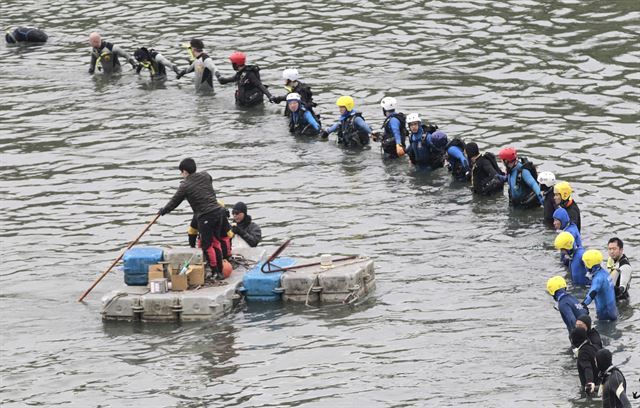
left=158, top=158, right=230, bottom=280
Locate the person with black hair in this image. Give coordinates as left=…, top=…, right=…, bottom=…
left=606, top=237, right=632, bottom=301
left=175, top=39, right=219, bottom=92
left=595, top=349, right=632, bottom=408
left=158, top=158, right=230, bottom=280
left=575, top=315, right=603, bottom=349
left=465, top=142, right=506, bottom=196
left=570, top=327, right=600, bottom=396
left=133, top=47, right=179, bottom=81
left=231, top=202, right=262, bottom=247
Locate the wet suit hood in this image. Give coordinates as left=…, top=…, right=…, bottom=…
left=553, top=287, right=568, bottom=301
left=576, top=314, right=592, bottom=331
left=595, top=348, right=612, bottom=371
left=553, top=207, right=571, bottom=229
left=570, top=327, right=588, bottom=348
left=340, top=109, right=357, bottom=121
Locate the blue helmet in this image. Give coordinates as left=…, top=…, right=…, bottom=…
left=431, top=130, right=448, bottom=150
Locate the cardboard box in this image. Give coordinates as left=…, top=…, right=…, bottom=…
left=187, top=264, right=205, bottom=287
left=170, top=273, right=188, bottom=291
left=148, top=264, right=165, bottom=282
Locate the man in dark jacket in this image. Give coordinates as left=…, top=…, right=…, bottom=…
left=216, top=51, right=274, bottom=107
left=158, top=158, right=230, bottom=280
left=576, top=314, right=603, bottom=350
left=231, top=202, right=262, bottom=247
left=596, top=349, right=632, bottom=408
left=570, top=327, right=600, bottom=396
left=465, top=142, right=506, bottom=196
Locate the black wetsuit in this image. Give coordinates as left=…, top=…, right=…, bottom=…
left=218, top=65, right=272, bottom=107
left=232, top=215, right=262, bottom=247
left=600, top=367, right=632, bottom=408
left=471, top=154, right=504, bottom=195
left=542, top=187, right=556, bottom=224
left=564, top=200, right=581, bottom=231
left=576, top=341, right=600, bottom=392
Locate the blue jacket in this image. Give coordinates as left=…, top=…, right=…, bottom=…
left=290, top=107, right=320, bottom=132
left=553, top=207, right=582, bottom=248
left=554, top=289, right=589, bottom=333
left=446, top=145, right=469, bottom=180
left=386, top=115, right=403, bottom=145
left=327, top=110, right=371, bottom=135
left=583, top=265, right=618, bottom=321
left=563, top=246, right=590, bottom=286
left=507, top=162, right=542, bottom=204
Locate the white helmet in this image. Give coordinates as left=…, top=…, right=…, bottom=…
left=380, top=96, right=397, bottom=111
left=537, top=171, right=556, bottom=186
left=406, top=113, right=421, bottom=124
left=282, top=68, right=299, bottom=82
left=286, top=92, right=301, bottom=102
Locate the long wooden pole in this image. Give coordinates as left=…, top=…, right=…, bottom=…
left=77, top=213, right=160, bottom=302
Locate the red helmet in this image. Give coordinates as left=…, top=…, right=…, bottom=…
left=498, top=147, right=518, bottom=162
left=229, top=51, right=246, bottom=65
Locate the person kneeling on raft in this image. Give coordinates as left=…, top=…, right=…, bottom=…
left=320, top=96, right=372, bottom=147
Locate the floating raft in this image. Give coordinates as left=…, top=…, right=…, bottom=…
left=101, top=245, right=375, bottom=322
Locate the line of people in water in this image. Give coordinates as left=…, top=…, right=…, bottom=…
left=8, top=28, right=634, bottom=406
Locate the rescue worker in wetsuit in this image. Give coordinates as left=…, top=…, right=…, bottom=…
left=5, top=26, right=47, bottom=44
left=554, top=232, right=590, bottom=286
left=88, top=32, right=136, bottom=75
left=372, top=97, right=407, bottom=159
left=446, top=138, right=470, bottom=181
left=320, top=96, right=372, bottom=147
left=606, top=237, right=632, bottom=302
left=230, top=202, right=262, bottom=247
left=133, top=47, right=179, bottom=81
left=158, top=158, right=230, bottom=280
left=286, top=92, right=321, bottom=136
left=465, top=142, right=506, bottom=195
left=405, top=113, right=448, bottom=169
left=498, top=147, right=543, bottom=208
left=175, top=39, right=219, bottom=92
left=554, top=181, right=581, bottom=231
left=554, top=207, right=582, bottom=251
left=216, top=51, right=275, bottom=106
left=595, top=349, right=632, bottom=408
left=576, top=315, right=603, bottom=350
left=570, top=327, right=600, bottom=396
left=272, top=68, right=316, bottom=116
left=581, top=249, right=618, bottom=321
left=546, top=276, right=588, bottom=335
left=537, top=171, right=557, bottom=225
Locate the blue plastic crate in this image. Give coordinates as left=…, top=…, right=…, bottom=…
left=242, top=257, right=296, bottom=301
left=122, top=247, right=164, bottom=286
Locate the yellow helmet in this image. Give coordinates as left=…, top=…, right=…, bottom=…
left=336, top=95, right=355, bottom=111
left=554, top=231, right=575, bottom=250
left=546, top=276, right=567, bottom=296
left=554, top=181, right=572, bottom=201
left=582, top=249, right=603, bottom=269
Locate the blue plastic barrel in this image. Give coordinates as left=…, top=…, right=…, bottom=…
left=242, top=257, right=296, bottom=301
left=122, top=247, right=164, bottom=286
